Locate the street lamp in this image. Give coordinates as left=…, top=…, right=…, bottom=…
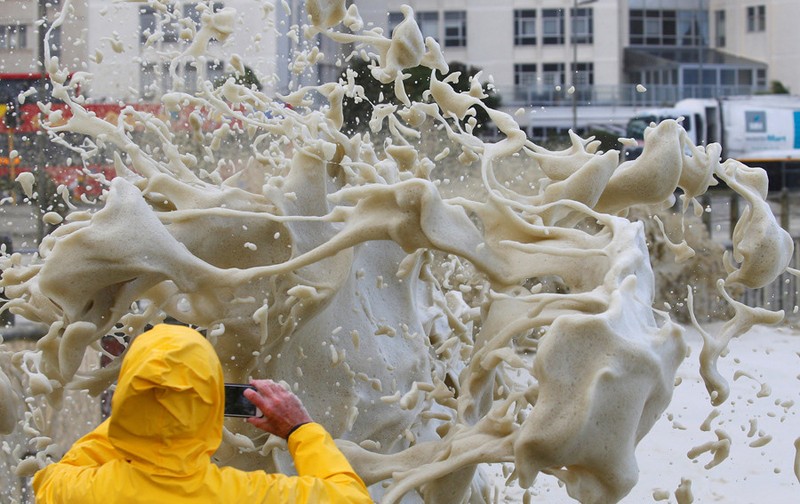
left=571, top=0, right=598, bottom=133
left=36, top=0, right=49, bottom=243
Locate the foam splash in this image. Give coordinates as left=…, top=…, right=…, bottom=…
left=0, top=1, right=794, bottom=503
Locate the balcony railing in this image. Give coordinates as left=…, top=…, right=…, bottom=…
left=496, top=84, right=769, bottom=107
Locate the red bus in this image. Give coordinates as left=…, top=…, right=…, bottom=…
left=0, top=72, right=226, bottom=197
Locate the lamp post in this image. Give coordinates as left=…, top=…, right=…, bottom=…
left=35, top=0, right=48, bottom=244
left=571, top=0, right=598, bottom=133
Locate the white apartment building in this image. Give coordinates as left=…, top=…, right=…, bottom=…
left=386, top=0, right=624, bottom=104
left=708, top=0, right=800, bottom=95
left=0, top=0, right=88, bottom=74
left=0, top=0, right=385, bottom=102
left=384, top=0, right=794, bottom=136
left=0, top=1, right=796, bottom=136
left=84, top=0, right=280, bottom=102
left=0, top=0, right=283, bottom=101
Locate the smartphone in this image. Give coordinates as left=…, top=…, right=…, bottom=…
left=224, top=383, right=262, bottom=418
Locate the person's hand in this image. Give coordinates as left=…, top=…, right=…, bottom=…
left=243, top=379, right=313, bottom=439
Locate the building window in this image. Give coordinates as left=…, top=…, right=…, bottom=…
left=183, top=2, right=224, bottom=41
left=140, top=62, right=173, bottom=99
left=714, top=10, right=726, bottom=47
left=140, top=4, right=182, bottom=45
left=388, top=11, right=403, bottom=37
left=631, top=9, right=668, bottom=45
left=571, top=8, right=593, bottom=44
left=756, top=68, right=766, bottom=87
left=207, top=60, right=225, bottom=86
left=161, top=61, right=173, bottom=92
left=141, top=62, right=158, bottom=99
left=0, top=24, right=27, bottom=50
left=514, top=63, right=537, bottom=87
left=630, top=9, right=707, bottom=47
left=514, top=10, right=536, bottom=46
left=184, top=3, right=202, bottom=28
left=570, top=62, right=594, bottom=85
left=514, top=63, right=537, bottom=102
left=677, top=10, right=707, bottom=47
left=140, top=6, right=157, bottom=44
left=542, top=9, right=564, bottom=45
left=183, top=63, right=198, bottom=94
left=443, top=11, right=466, bottom=47
left=542, top=63, right=565, bottom=86
left=162, top=4, right=179, bottom=43
left=647, top=11, right=668, bottom=45
left=747, top=5, right=766, bottom=32
left=416, top=11, right=439, bottom=42
left=738, top=69, right=753, bottom=86
left=721, top=68, right=736, bottom=86
left=48, top=25, right=61, bottom=59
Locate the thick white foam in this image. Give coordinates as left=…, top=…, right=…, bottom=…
left=0, top=2, right=793, bottom=502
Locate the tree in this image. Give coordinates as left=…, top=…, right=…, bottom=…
left=340, top=59, right=501, bottom=135
left=770, top=80, right=790, bottom=94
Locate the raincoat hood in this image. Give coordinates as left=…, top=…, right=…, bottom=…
left=108, top=324, right=224, bottom=475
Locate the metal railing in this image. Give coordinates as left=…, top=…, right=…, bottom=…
left=740, top=237, right=800, bottom=315
left=496, top=84, right=768, bottom=107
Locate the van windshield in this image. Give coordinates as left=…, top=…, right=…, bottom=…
left=626, top=116, right=657, bottom=140
left=626, top=114, right=692, bottom=140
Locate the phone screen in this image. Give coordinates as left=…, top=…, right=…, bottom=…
left=224, top=383, right=260, bottom=418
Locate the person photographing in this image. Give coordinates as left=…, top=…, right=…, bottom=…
left=33, top=324, right=372, bottom=503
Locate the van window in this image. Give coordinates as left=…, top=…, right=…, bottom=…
left=626, top=115, right=657, bottom=139
left=674, top=115, right=691, bottom=133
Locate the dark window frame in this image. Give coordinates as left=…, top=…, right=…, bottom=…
left=513, top=9, right=537, bottom=46
left=514, top=63, right=537, bottom=86
left=443, top=11, right=467, bottom=48
left=714, top=9, right=726, bottom=47
left=542, top=9, right=564, bottom=45
left=0, top=24, right=28, bottom=50
left=542, top=62, right=565, bottom=86
left=570, top=7, right=594, bottom=45
left=747, top=5, right=766, bottom=32
left=416, top=11, right=440, bottom=43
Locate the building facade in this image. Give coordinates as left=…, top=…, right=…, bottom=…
left=386, top=0, right=626, bottom=111
left=83, top=0, right=282, bottom=102
left=0, top=0, right=797, bottom=136
left=708, top=0, right=800, bottom=94
left=0, top=0, right=88, bottom=76
left=384, top=0, right=796, bottom=136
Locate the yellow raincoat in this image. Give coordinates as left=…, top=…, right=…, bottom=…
left=33, top=324, right=372, bottom=503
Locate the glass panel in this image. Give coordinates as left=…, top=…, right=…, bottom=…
left=514, top=9, right=536, bottom=45
left=571, top=8, right=593, bottom=44
left=184, top=63, right=198, bottom=94
left=738, top=69, right=753, bottom=86
left=542, top=9, right=564, bottom=45
left=207, top=60, right=224, bottom=86
left=388, top=12, right=403, bottom=37
left=715, top=10, right=726, bottom=47
left=721, top=69, right=736, bottom=85
left=514, top=64, right=537, bottom=86
left=184, top=3, right=202, bottom=29
left=416, top=12, right=439, bottom=42
left=443, top=11, right=466, bottom=47
left=542, top=63, right=564, bottom=85
left=140, top=7, right=156, bottom=44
